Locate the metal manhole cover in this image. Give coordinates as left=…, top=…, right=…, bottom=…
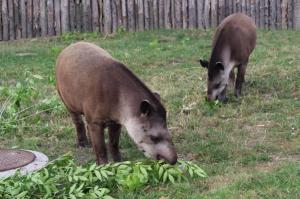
left=0, top=149, right=36, bottom=171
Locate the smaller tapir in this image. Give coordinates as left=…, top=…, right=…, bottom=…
left=55, top=42, right=177, bottom=165
left=200, top=13, right=256, bottom=101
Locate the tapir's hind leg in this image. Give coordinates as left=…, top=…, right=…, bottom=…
left=69, top=111, right=89, bottom=147
left=87, top=121, right=108, bottom=165
left=108, top=123, right=122, bottom=162
left=235, top=61, right=248, bottom=98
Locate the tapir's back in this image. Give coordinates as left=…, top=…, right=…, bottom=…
left=212, top=13, right=256, bottom=62
left=55, top=42, right=119, bottom=114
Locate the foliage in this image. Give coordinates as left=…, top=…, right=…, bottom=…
left=0, top=155, right=207, bottom=199
left=0, top=72, right=62, bottom=135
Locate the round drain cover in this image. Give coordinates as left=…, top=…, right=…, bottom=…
left=0, top=149, right=36, bottom=171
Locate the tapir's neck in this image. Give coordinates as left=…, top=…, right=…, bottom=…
left=211, top=45, right=235, bottom=81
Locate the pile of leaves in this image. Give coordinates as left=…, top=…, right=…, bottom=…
left=0, top=155, right=207, bottom=199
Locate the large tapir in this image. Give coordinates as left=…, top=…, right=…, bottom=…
left=55, top=42, right=177, bottom=165
left=200, top=13, right=256, bottom=101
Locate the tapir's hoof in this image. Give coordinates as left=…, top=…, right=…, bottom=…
left=76, top=140, right=91, bottom=148
left=234, top=90, right=242, bottom=98
left=217, top=95, right=227, bottom=103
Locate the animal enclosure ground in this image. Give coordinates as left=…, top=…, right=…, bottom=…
left=0, top=29, right=299, bottom=198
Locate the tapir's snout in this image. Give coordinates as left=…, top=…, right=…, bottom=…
left=206, top=94, right=217, bottom=102
left=156, top=142, right=178, bottom=165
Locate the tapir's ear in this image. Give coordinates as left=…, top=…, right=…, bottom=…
left=199, top=59, right=209, bottom=68
left=215, top=62, right=224, bottom=71
left=153, top=91, right=161, bottom=101
left=140, top=100, right=152, bottom=116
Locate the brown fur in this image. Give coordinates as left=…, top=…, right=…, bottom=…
left=56, top=42, right=177, bottom=164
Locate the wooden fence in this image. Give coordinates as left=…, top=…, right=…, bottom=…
left=0, top=0, right=298, bottom=41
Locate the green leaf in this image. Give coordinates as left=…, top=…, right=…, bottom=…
left=158, top=166, right=164, bottom=179
left=103, top=196, right=114, bottom=199
left=95, top=170, right=103, bottom=181
left=16, top=191, right=28, bottom=198
left=163, top=171, right=168, bottom=183
left=69, top=194, right=76, bottom=199
left=168, top=174, right=175, bottom=184
left=32, top=74, right=43, bottom=80
left=69, top=183, right=77, bottom=194
left=140, top=167, right=148, bottom=176
left=188, top=167, right=194, bottom=177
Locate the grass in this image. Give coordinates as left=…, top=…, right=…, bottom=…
left=0, top=29, right=299, bottom=198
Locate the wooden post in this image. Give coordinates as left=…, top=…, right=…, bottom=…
left=75, top=0, right=82, bottom=32
left=14, top=0, right=22, bottom=39
left=91, top=0, right=99, bottom=31
left=47, top=0, right=54, bottom=36
left=188, top=0, right=196, bottom=29
left=121, top=0, right=127, bottom=30
left=54, top=0, right=61, bottom=35
left=33, top=0, right=40, bottom=37
left=0, top=0, right=2, bottom=40
left=255, top=0, right=259, bottom=27
left=144, top=0, right=150, bottom=29
left=259, top=0, right=264, bottom=28
left=40, top=0, right=47, bottom=36
left=287, top=0, right=293, bottom=29
left=27, top=0, right=33, bottom=38
left=265, top=0, right=269, bottom=29
left=21, top=0, right=27, bottom=37
left=182, top=0, right=187, bottom=29
left=175, top=0, right=181, bottom=28
left=241, top=0, right=245, bottom=14
left=295, top=0, right=300, bottom=29
left=228, top=0, right=232, bottom=15
left=153, top=0, right=158, bottom=29
left=197, top=0, right=203, bottom=28
left=211, top=0, right=217, bottom=27
left=61, top=0, right=69, bottom=33
left=276, top=0, right=281, bottom=29
left=111, top=0, right=117, bottom=32
left=8, top=0, right=15, bottom=40
left=250, top=0, right=256, bottom=22
left=69, top=0, right=76, bottom=31
left=83, top=0, right=92, bottom=32
left=137, top=0, right=144, bottom=30
left=218, top=0, right=225, bottom=24
left=103, top=0, right=112, bottom=33
left=164, top=0, right=171, bottom=29
left=233, top=0, right=237, bottom=13
left=127, top=0, right=134, bottom=31
left=115, top=0, right=122, bottom=29
left=158, top=0, right=164, bottom=28
left=204, top=0, right=210, bottom=29
left=149, top=0, right=154, bottom=29
left=282, top=0, right=288, bottom=29
left=171, top=0, right=175, bottom=28
left=2, top=0, right=8, bottom=40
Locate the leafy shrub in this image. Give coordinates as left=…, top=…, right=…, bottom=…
left=0, top=155, right=207, bottom=199
left=0, top=72, right=63, bottom=135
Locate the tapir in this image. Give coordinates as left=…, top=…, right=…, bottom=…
left=200, top=13, right=256, bottom=101
left=55, top=42, right=177, bottom=165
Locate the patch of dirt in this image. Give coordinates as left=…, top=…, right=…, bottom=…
left=242, top=122, right=272, bottom=148
left=16, top=52, right=37, bottom=57
left=255, top=154, right=300, bottom=173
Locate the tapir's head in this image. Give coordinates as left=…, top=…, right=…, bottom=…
left=124, top=95, right=177, bottom=165
left=200, top=59, right=227, bottom=101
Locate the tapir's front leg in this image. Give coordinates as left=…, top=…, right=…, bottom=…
left=235, top=62, right=248, bottom=98
left=108, top=123, right=122, bottom=162
left=87, top=121, right=108, bottom=164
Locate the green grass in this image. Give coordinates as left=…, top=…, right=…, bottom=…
left=0, top=29, right=300, bottom=198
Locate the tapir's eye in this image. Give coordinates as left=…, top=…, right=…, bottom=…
left=150, top=135, right=161, bottom=143
left=214, top=82, right=221, bottom=89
